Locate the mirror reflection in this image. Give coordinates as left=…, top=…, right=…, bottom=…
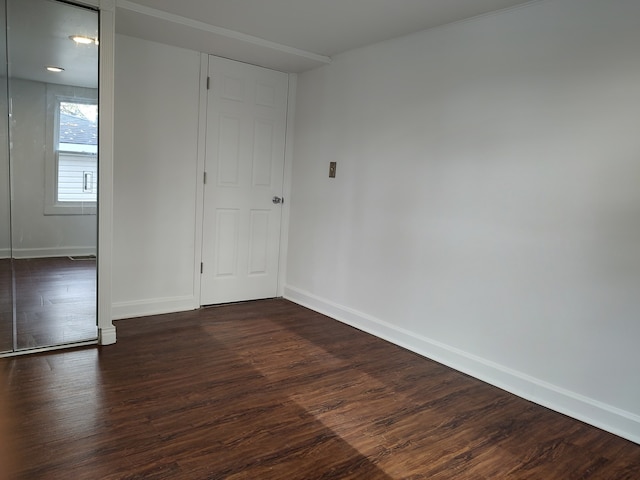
left=0, top=1, right=10, bottom=353
left=1, top=0, right=99, bottom=353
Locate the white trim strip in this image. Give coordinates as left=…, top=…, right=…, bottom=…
left=10, top=247, right=97, bottom=259
left=112, top=295, right=198, bottom=320
left=98, top=3, right=116, bottom=345
left=0, top=340, right=98, bottom=358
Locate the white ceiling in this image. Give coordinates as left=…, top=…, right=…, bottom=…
left=8, top=0, right=98, bottom=88
left=8, top=0, right=537, bottom=88
left=116, top=0, right=537, bottom=72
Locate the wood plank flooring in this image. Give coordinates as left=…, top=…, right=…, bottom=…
left=0, top=259, right=12, bottom=353
left=2, top=299, right=639, bottom=479
left=0, top=257, right=97, bottom=353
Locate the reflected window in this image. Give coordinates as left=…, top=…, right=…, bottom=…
left=56, top=99, right=98, bottom=203
left=44, top=85, right=98, bottom=215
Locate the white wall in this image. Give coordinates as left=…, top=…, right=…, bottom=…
left=113, top=35, right=201, bottom=318
left=7, top=79, right=97, bottom=258
left=287, top=0, right=640, bottom=442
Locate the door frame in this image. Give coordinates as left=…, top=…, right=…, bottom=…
left=193, top=53, right=297, bottom=307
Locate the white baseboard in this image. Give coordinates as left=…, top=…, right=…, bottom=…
left=284, top=285, right=640, bottom=445
left=112, top=295, right=198, bottom=320
left=98, top=324, right=117, bottom=345
left=11, top=246, right=97, bottom=259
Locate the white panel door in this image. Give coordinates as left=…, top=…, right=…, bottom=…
left=201, top=56, right=288, bottom=305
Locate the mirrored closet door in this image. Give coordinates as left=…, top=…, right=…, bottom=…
left=1, top=0, right=99, bottom=354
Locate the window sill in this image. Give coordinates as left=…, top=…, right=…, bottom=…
left=44, top=204, right=97, bottom=216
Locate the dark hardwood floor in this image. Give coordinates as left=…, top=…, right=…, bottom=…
left=0, top=257, right=97, bottom=353
left=0, top=259, right=12, bottom=353
left=2, top=299, right=639, bottom=479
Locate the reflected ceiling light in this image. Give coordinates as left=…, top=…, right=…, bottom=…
left=69, top=35, right=97, bottom=45
left=46, top=66, right=64, bottom=72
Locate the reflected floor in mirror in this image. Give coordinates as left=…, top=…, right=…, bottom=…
left=0, top=259, right=12, bottom=352
left=12, top=257, right=97, bottom=350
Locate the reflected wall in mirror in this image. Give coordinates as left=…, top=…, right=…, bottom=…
left=1, top=0, right=99, bottom=353
left=0, top=0, right=11, bottom=353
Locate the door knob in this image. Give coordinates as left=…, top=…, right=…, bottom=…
left=272, top=196, right=283, bottom=204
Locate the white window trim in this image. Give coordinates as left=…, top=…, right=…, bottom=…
left=44, top=85, right=98, bottom=215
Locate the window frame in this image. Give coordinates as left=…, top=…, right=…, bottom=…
left=44, top=86, right=98, bottom=215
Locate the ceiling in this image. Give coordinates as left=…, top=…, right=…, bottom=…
left=8, top=0, right=98, bottom=88
left=8, top=0, right=536, bottom=88
left=116, top=0, right=537, bottom=72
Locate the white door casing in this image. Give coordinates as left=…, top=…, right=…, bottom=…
left=201, top=56, right=288, bottom=305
